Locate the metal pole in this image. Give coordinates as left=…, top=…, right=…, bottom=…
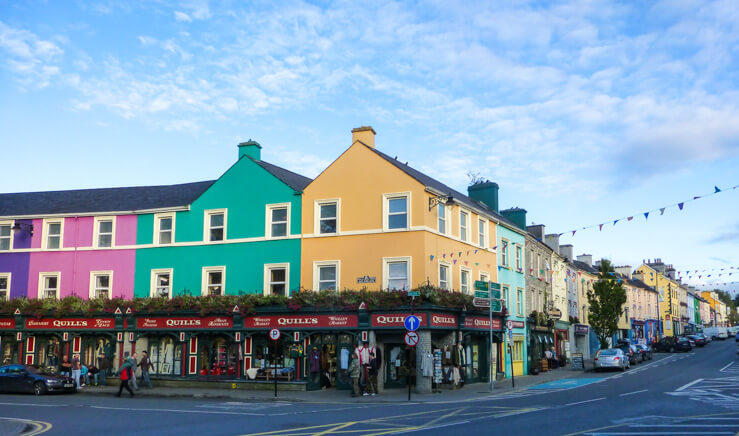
left=509, top=343, right=515, bottom=388
left=489, top=282, right=494, bottom=392
left=274, top=348, right=277, bottom=398
left=409, top=296, right=414, bottom=402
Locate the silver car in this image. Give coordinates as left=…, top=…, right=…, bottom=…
left=594, top=348, right=629, bottom=372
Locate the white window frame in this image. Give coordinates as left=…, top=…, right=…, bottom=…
left=0, top=220, right=13, bottom=251
left=478, top=219, right=487, bottom=248
left=479, top=271, right=490, bottom=283
left=459, top=210, right=469, bottom=242
left=314, top=199, right=340, bottom=235
left=201, top=266, right=226, bottom=296
left=313, top=260, right=340, bottom=291
left=89, top=270, right=113, bottom=299
left=38, top=272, right=61, bottom=300
left=383, top=256, right=412, bottom=290
left=515, top=245, right=523, bottom=272
left=383, top=192, right=411, bottom=231
left=0, top=273, right=10, bottom=301
left=93, top=216, right=116, bottom=248
left=502, top=285, right=510, bottom=310
left=42, top=219, right=64, bottom=250
left=150, top=268, right=174, bottom=299
left=438, top=261, right=452, bottom=290
left=266, top=203, right=291, bottom=239
left=500, top=238, right=510, bottom=267
left=204, top=209, right=227, bottom=242
left=154, top=213, right=176, bottom=245
left=437, top=204, right=448, bottom=234
left=263, top=263, right=290, bottom=297
left=517, top=287, right=524, bottom=316
left=460, top=267, right=471, bottom=295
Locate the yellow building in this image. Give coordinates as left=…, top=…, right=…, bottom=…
left=701, top=291, right=727, bottom=326
left=635, top=265, right=681, bottom=337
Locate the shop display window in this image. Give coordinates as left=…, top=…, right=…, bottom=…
left=36, top=336, right=61, bottom=373
left=148, top=336, right=183, bottom=376
left=198, top=336, right=236, bottom=376
left=2, top=337, right=18, bottom=365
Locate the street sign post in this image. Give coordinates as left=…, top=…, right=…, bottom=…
left=404, top=331, right=419, bottom=347
left=269, top=328, right=281, bottom=340
left=473, top=297, right=490, bottom=308
left=407, top=291, right=420, bottom=297
left=490, top=300, right=502, bottom=312
left=269, top=328, right=281, bottom=398
left=474, top=280, right=489, bottom=291
left=404, top=315, right=420, bottom=331
left=506, top=320, right=513, bottom=330
left=474, top=290, right=490, bottom=299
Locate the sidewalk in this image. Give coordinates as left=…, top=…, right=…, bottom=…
left=78, top=361, right=597, bottom=403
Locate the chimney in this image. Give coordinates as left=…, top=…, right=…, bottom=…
left=526, top=224, right=545, bottom=241
left=559, top=244, right=574, bottom=262
left=614, top=265, right=632, bottom=280
left=577, top=254, right=593, bottom=266
left=468, top=181, right=499, bottom=213
left=238, top=139, right=261, bottom=161
left=352, top=126, right=376, bottom=148
left=500, top=207, right=526, bottom=230
left=544, top=233, right=559, bottom=253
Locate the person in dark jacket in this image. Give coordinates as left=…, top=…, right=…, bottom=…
left=348, top=353, right=360, bottom=397
left=138, top=350, right=153, bottom=389
left=115, top=352, right=135, bottom=397
left=367, top=351, right=378, bottom=396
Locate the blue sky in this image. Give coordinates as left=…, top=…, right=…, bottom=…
left=1, top=0, right=738, bottom=294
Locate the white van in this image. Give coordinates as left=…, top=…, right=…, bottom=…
left=705, top=326, right=728, bottom=340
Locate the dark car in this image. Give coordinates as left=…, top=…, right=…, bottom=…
left=0, top=364, right=76, bottom=395
left=616, top=343, right=638, bottom=365
left=695, top=333, right=710, bottom=345
left=635, top=344, right=653, bottom=361
left=654, top=336, right=692, bottom=353
left=687, top=335, right=706, bottom=347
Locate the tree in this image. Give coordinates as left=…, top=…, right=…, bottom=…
left=587, top=259, right=627, bottom=349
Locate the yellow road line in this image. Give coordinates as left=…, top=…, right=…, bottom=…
left=0, top=417, right=52, bottom=436
left=312, top=422, right=356, bottom=436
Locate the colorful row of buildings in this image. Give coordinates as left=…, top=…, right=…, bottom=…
left=0, top=126, right=730, bottom=391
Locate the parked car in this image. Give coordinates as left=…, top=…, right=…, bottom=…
left=616, top=343, right=639, bottom=365
left=687, top=334, right=706, bottom=347
left=684, top=336, right=696, bottom=348
left=635, top=344, right=653, bottom=361
left=704, top=327, right=728, bottom=340
left=654, top=336, right=692, bottom=353
left=594, top=348, right=629, bottom=372
left=0, top=364, right=76, bottom=395
left=695, top=333, right=710, bottom=344
left=735, top=331, right=739, bottom=342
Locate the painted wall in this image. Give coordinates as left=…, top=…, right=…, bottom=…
left=497, top=224, right=527, bottom=377
left=0, top=219, right=31, bottom=298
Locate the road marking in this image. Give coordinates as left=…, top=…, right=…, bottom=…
left=585, top=433, right=734, bottom=435
left=619, top=389, right=648, bottom=396
left=392, top=420, right=471, bottom=434
left=0, top=417, right=52, bottom=436
left=563, top=411, right=739, bottom=436
left=0, top=402, right=57, bottom=407
left=90, top=405, right=265, bottom=416
left=565, top=397, right=606, bottom=406
left=675, top=378, right=703, bottom=391
left=720, top=362, right=734, bottom=371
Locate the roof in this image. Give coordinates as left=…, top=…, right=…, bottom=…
left=573, top=260, right=600, bottom=274
left=252, top=159, right=312, bottom=192
left=0, top=181, right=215, bottom=217
left=370, top=148, right=523, bottom=232
left=628, top=278, right=656, bottom=291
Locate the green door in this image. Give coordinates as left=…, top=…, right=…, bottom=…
left=384, top=344, right=410, bottom=388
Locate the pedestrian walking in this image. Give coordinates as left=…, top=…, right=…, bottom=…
left=348, top=354, right=360, bottom=397
left=367, top=351, right=378, bottom=396
left=80, top=364, right=89, bottom=387
left=115, top=352, right=135, bottom=397
left=60, top=355, right=71, bottom=377
left=71, top=354, right=81, bottom=389
left=138, top=350, right=153, bottom=389
left=128, top=352, right=139, bottom=390
left=98, top=354, right=109, bottom=386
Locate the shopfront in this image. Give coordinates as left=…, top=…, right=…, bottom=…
left=461, top=314, right=501, bottom=383
left=0, top=318, right=19, bottom=365
left=630, top=320, right=645, bottom=344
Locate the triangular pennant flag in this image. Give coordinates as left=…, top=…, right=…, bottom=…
left=492, top=246, right=497, bottom=250
left=486, top=263, right=490, bottom=267
left=232, top=305, right=239, bottom=313
left=678, top=202, right=684, bottom=210
left=613, top=219, right=619, bottom=226
left=475, top=262, right=479, bottom=266
left=114, top=307, right=122, bottom=315
left=599, top=223, right=604, bottom=231
left=458, top=252, right=462, bottom=257
left=644, top=212, right=649, bottom=220
left=558, top=233, right=564, bottom=237
left=715, top=186, right=721, bottom=193
left=474, top=249, right=478, bottom=254
left=443, top=254, right=446, bottom=258
left=464, top=261, right=468, bottom=265
left=453, top=259, right=457, bottom=264
left=450, top=253, right=454, bottom=257
left=660, top=208, right=665, bottom=215
left=430, top=255, right=434, bottom=261
left=693, top=196, right=701, bottom=200
left=627, top=216, right=633, bottom=221
left=572, top=230, right=576, bottom=236
left=467, top=251, right=470, bottom=255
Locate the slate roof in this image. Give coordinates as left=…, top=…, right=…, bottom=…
left=628, top=277, right=657, bottom=292
left=370, top=148, right=523, bottom=232
left=573, top=260, right=600, bottom=274
left=253, top=159, right=312, bottom=192
left=0, top=181, right=216, bottom=217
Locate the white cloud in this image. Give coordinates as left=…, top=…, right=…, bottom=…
left=174, top=11, right=192, bottom=22
left=0, top=21, right=64, bottom=88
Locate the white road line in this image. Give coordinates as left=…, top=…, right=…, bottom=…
left=720, top=362, right=734, bottom=371
left=565, top=397, right=606, bottom=406
left=631, top=424, right=739, bottom=427
left=0, top=402, right=57, bottom=407
left=619, top=389, right=648, bottom=396
left=675, top=378, right=703, bottom=391
left=587, top=433, right=734, bottom=435
left=90, top=405, right=265, bottom=416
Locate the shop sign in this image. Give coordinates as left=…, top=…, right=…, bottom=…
left=574, top=324, right=589, bottom=335
left=136, top=316, right=233, bottom=329
left=372, top=313, right=427, bottom=328
left=463, top=316, right=502, bottom=330
left=547, top=308, right=562, bottom=320
left=0, top=319, right=15, bottom=329
left=429, top=313, right=457, bottom=328
left=244, top=314, right=358, bottom=329
left=357, top=276, right=376, bottom=283
left=25, top=318, right=114, bottom=329
left=510, top=320, right=525, bottom=329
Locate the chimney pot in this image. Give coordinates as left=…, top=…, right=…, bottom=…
left=352, top=126, right=376, bottom=148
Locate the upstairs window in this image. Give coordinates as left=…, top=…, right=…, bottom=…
left=478, top=219, right=486, bottom=248
left=501, top=239, right=509, bottom=267
left=95, top=218, right=114, bottom=248
left=460, top=269, right=470, bottom=294
left=151, top=269, right=172, bottom=299
left=439, top=263, right=450, bottom=290
left=318, top=201, right=338, bottom=234
left=264, top=264, right=289, bottom=296
left=459, top=211, right=468, bottom=242
left=90, top=272, right=112, bottom=299
left=517, top=289, right=524, bottom=316
left=45, top=220, right=62, bottom=249
left=205, top=210, right=226, bottom=242
left=0, top=273, right=9, bottom=301
left=437, top=204, right=446, bottom=234
left=202, top=267, right=225, bottom=296
left=385, top=194, right=409, bottom=230
left=384, top=257, right=410, bottom=290
left=267, top=204, right=289, bottom=238
left=515, top=246, right=523, bottom=271
left=155, top=214, right=174, bottom=245
left=39, top=273, right=60, bottom=299
left=0, top=223, right=11, bottom=251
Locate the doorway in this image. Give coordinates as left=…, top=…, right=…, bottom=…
left=305, top=333, right=353, bottom=391
left=384, top=343, right=412, bottom=389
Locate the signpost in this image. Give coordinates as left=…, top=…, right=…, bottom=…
left=474, top=281, right=503, bottom=392
left=407, top=291, right=420, bottom=297
left=404, top=315, right=420, bottom=332
left=403, top=315, right=420, bottom=401
left=404, top=331, right=419, bottom=347
left=269, top=328, right=280, bottom=397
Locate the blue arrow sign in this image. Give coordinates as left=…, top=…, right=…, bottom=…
left=404, top=315, right=420, bottom=331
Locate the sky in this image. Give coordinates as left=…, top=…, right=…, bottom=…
left=1, top=0, right=738, bottom=294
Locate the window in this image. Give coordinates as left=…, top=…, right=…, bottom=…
left=267, top=204, right=289, bottom=238
left=155, top=213, right=175, bottom=245
left=0, top=273, right=9, bottom=300
left=517, top=288, right=524, bottom=316
left=0, top=222, right=11, bottom=251
left=94, top=217, right=114, bottom=248
left=502, top=286, right=509, bottom=310
left=204, top=210, right=226, bottom=242
left=89, top=271, right=112, bottom=299
left=150, top=269, right=173, bottom=298
left=500, top=239, right=509, bottom=267
left=384, top=193, right=409, bottom=230
left=437, top=205, right=446, bottom=234
left=317, top=201, right=338, bottom=234
left=439, top=263, right=451, bottom=290
left=44, top=220, right=63, bottom=249
left=459, top=211, right=468, bottom=241
left=202, top=267, right=226, bottom=296
left=264, top=263, right=289, bottom=296
left=39, top=273, right=60, bottom=299
left=384, top=257, right=411, bottom=290
left=314, top=261, right=339, bottom=290
left=460, top=268, right=471, bottom=294
left=480, top=272, right=489, bottom=282
left=515, top=246, right=523, bottom=271
left=478, top=219, right=486, bottom=248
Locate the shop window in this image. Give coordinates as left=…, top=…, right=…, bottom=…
left=314, top=261, right=338, bottom=291
left=199, top=336, right=237, bottom=376
left=89, top=271, right=112, bottom=299
left=459, top=211, right=468, bottom=241
left=267, top=204, right=290, bottom=238
left=384, top=194, right=409, bottom=230
left=155, top=213, right=174, bottom=245
left=317, top=201, right=338, bottom=234
left=460, top=268, right=470, bottom=294
left=253, top=336, right=298, bottom=378
left=384, top=257, right=410, bottom=291
left=439, top=263, right=451, bottom=290
left=148, top=336, right=183, bottom=376
left=204, top=209, right=226, bottom=242
left=202, top=267, right=225, bottom=296
left=0, top=273, right=9, bottom=301
left=44, top=220, right=63, bottom=249
left=2, top=336, right=19, bottom=365
left=151, top=269, right=173, bottom=298
left=437, top=204, right=446, bottom=234
left=0, top=222, right=11, bottom=251
left=264, top=263, right=289, bottom=296
left=94, top=217, right=114, bottom=248
left=36, top=336, right=61, bottom=372
left=39, top=272, right=60, bottom=299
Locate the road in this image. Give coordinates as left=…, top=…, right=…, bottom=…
left=2, top=339, right=738, bottom=435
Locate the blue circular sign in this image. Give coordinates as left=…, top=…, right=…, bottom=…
left=404, top=315, right=421, bottom=331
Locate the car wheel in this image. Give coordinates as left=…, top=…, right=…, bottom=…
left=33, top=382, right=46, bottom=396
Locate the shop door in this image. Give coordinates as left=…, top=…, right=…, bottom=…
left=1, top=337, right=19, bottom=365
left=305, top=334, right=353, bottom=391
left=384, top=344, right=409, bottom=389
left=511, top=337, right=524, bottom=377
left=463, top=336, right=487, bottom=383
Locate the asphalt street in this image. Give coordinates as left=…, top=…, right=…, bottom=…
left=1, top=340, right=738, bottom=436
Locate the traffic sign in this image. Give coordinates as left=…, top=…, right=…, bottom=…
left=404, top=331, right=419, bottom=347
left=474, top=280, right=489, bottom=291
left=404, top=315, right=421, bottom=331
left=506, top=320, right=513, bottom=330
left=474, top=290, right=490, bottom=299
left=490, top=300, right=502, bottom=312
left=489, top=282, right=501, bottom=291
left=490, top=289, right=501, bottom=299
left=269, top=328, right=281, bottom=341
left=508, top=329, right=513, bottom=341
left=407, top=291, right=420, bottom=297
left=473, top=297, right=490, bottom=308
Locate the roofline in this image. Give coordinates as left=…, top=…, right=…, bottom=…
left=424, top=187, right=504, bottom=227
left=0, top=205, right=191, bottom=220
